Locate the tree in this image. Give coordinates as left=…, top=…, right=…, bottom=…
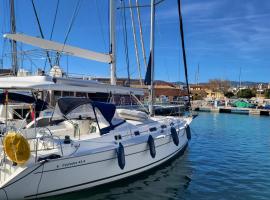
left=224, top=91, right=234, bottom=98
left=237, top=89, right=256, bottom=99
left=264, top=89, right=270, bottom=99
left=192, top=93, right=203, bottom=100
left=208, top=79, right=230, bottom=92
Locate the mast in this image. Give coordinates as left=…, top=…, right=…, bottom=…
left=109, top=0, right=116, bottom=85
left=149, top=0, right=155, bottom=116
left=196, top=63, right=200, bottom=85
left=9, top=0, right=18, bottom=75
left=177, top=0, right=191, bottom=109
left=239, top=67, right=242, bottom=89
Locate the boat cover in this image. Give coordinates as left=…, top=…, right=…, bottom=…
left=57, top=97, right=116, bottom=125
left=0, top=92, right=48, bottom=111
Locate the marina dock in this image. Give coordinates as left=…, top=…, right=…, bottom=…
left=193, top=106, right=270, bottom=116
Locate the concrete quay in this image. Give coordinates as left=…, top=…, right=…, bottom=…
left=193, top=106, right=270, bottom=116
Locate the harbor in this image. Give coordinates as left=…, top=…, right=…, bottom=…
left=193, top=106, right=270, bottom=116
left=0, top=0, right=269, bottom=199
left=44, top=112, right=270, bottom=200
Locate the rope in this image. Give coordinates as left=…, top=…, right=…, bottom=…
left=31, top=0, right=53, bottom=69
left=177, top=0, right=191, bottom=110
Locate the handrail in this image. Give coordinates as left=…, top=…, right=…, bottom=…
left=30, top=128, right=64, bottom=162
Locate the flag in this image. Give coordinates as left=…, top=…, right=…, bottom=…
left=29, top=105, right=35, bottom=121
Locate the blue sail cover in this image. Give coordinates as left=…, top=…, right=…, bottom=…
left=91, top=101, right=116, bottom=124
left=144, top=52, right=152, bottom=85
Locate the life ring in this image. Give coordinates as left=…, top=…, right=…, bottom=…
left=147, top=135, right=156, bottom=158
left=117, top=143, right=125, bottom=170
left=171, top=127, right=179, bottom=146
left=186, top=125, right=191, bottom=140
left=4, top=131, right=30, bottom=165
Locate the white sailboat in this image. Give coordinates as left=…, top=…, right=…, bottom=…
left=0, top=96, right=192, bottom=199
left=0, top=0, right=193, bottom=199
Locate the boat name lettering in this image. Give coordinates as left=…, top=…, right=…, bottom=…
left=62, top=160, right=86, bottom=168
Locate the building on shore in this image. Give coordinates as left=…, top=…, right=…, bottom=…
left=93, top=78, right=188, bottom=103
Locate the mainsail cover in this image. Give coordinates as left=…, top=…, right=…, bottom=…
left=4, top=33, right=112, bottom=63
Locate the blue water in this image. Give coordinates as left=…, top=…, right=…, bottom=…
left=46, top=113, right=270, bottom=200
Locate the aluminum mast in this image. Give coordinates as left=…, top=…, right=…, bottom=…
left=109, top=0, right=117, bottom=85
left=149, top=0, right=155, bottom=116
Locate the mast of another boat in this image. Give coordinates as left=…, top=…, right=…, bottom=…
left=9, top=0, right=18, bottom=76
left=149, top=0, right=155, bottom=116
left=109, top=0, right=117, bottom=85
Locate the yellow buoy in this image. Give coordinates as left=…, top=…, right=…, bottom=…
left=3, top=132, right=30, bottom=165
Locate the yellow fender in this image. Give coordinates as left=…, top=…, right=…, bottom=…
left=4, top=132, right=30, bottom=165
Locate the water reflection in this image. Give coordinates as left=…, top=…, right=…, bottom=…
left=44, top=150, right=193, bottom=200
left=44, top=113, right=270, bottom=200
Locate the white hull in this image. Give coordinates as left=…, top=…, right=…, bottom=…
left=0, top=127, right=189, bottom=200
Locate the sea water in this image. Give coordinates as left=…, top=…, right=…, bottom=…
left=46, top=113, right=270, bottom=200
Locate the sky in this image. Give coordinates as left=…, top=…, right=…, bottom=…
left=0, top=0, right=270, bottom=83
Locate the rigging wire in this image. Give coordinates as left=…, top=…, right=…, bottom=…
left=50, top=0, right=60, bottom=67
left=128, top=0, right=143, bottom=86
left=49, top=0, right=59, bottom=41
left=44, top=0, right=60, bottom=69
left=117, top=0, right=165, bottom=9
left=135, top=0, right=147, bottom=70
left=107, top=0, right=110, bottom=54
left=0, top=1, right=9, bottom=69
left=120, top=0, right=131, bottom=86
left=1, top=0, right=8, bottom=34
left=177, top=0, right=191, bottom=109
left=0, top=39, right=8, bottom=69
left=95, top=0, right=107, bottom=52
left=55, top=0, right=82, bottom=65
left=31, top=0, right=53, bottom=69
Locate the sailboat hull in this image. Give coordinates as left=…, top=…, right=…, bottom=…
left=1, top=128, right=188, bottom=199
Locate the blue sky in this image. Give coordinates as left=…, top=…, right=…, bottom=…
left=1, top=0, right=270, bottom=83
